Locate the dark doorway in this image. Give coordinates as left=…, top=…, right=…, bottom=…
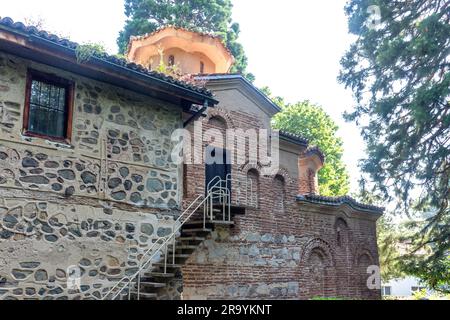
left=205, top=146, right=231, bottom=196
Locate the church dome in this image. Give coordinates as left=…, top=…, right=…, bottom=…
left=127, top=26, right=235, bottom=75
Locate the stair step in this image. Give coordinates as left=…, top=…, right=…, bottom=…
left=178, top=236, right=206, bottom=242
left=139, top=282, right=166, bottom=288
left=182, top=228, right=212, bottom=234
left=170, top=245, right=198, bottom=250
left=130, top=292, right=158, bottom=300
left=144, top=272, right=175, bottom=278
left=153, top=263, right=183, bottom=269
left=162, top=253, right=191, bottom=259
left=185, top=220, right=234, bottom=226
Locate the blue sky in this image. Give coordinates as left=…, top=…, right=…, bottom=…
left=1, top=0, right=365, bottom=192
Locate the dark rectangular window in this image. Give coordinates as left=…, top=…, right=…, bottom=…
left=23, top=69, right=74, bottom=142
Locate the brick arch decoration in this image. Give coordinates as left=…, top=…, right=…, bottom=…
left=301, top=238, right=335, bottom=267
left=207, top=115, right=228, bottom=130
left=353, top=247, right=378, bottom=299
left=204, top=108, right=236, bottom=130
left=269, top=168, right=295, bottom=185
left=238, top=162, right=263, bottom=175
left=299, top=238, right=337, bottom=299
left=334, top=217, right=349, bottom=229
left=354, top=247, right=375, bottom=267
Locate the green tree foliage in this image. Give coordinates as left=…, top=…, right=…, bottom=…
left=339, top=0, right=450, bottom=291
left=117, top=0, right=253, bottom=79
left=356, top=179, right=405, bottom=282
left=377, top=216, right=405, bottom=282
left=272, top=100, right=350, bottom=197
left=75, top=42, right=108, bottom=64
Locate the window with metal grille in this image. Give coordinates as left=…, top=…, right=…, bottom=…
left=23, top=70, right=74, bottom=141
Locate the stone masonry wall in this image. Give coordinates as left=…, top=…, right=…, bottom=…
left=0, top=51, right=182, bottom=300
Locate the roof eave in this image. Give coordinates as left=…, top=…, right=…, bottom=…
left=279, top=133, right=309, bottom=148
left=196, top=74, right=282, bottom=113
left=296, top=195, right=385, bottom=216
left=0, top=20, right=218, bottom=107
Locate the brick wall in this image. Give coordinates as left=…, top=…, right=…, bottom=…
left=182, top=105, right=381, bottom=300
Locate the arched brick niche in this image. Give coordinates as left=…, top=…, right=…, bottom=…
left=300, top=239, right=337, bottom=299
left=334, top=217, right=352, bottom=298
left=272, top=174, right=285, bottom=213
left=354, top=248, right=376, bottom=300
left=334, top=217, right=349, bottom=249
left=246, top=168, right=260, bottom=208
left=204, top=108, right=235, bottom=130
left=207, top=115, right=228, bottom=130
left=267, top=168, right=294, bottom=185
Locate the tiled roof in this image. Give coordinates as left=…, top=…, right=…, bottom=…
left=305, top=146, right=325, bottom=163
left=297, top=194, right=385, bottom=214
left=196, top=73, right=283, bottom=113
left=0, top=17, right=214, bottom=99
left=279, top=130, right=309, bottom=146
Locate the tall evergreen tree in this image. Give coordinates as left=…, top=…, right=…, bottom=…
left=117, top=0, right=251, bottom=78
left=339, top=0, right=450, bottom=291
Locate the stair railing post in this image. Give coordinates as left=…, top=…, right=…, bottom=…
left=172, top=233, right=176, bottom=266
left=203, top=195, right=207, bottom=229
left=137, top=272, right=141, bottom=301
left=223, top=189, right=226, bottom=222
left=210, top=190, right=213, bottom=222
left=228, top=189, right=231, bottom=222
left=164, top=240, right=168, bottom=274
left=128, top=280, right=132, bottom=300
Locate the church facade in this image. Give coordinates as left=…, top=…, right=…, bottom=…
left=0, top=18, right=383, bottom=300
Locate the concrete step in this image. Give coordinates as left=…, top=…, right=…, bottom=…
left=144, top=272, right=175, bottom=278
left=169, top=245, right=198, bottom=251
left=181, top=228, right=212, bottom=234
left=130, top=292, right=158, bottom=300
left=183, top=220, right=234, bottom=227
left=177, top=236, right=206, bottom=242
left=152, top=262, right=183, bottom=269
left=162, top=253, right=191, bottom=259
left=139, top=281, right=166, bottom=289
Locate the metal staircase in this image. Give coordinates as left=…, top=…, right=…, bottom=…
left=99, top=175, right=254, bottom=300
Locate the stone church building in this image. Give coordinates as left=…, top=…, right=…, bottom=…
left=0, top=17, right=383, bottom=300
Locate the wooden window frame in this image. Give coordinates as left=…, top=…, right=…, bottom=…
left=23, top=69, right=75, bottom=144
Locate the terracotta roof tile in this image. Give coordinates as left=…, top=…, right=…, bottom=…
left=0, top=17, right=213, bottom=98
left=279, top=130, right=309, bottom=146
left=297, top=194, right=385, bottom=214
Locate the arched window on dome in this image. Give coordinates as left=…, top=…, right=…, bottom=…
left=200, top=61, right=205, bottom=74
left=168, top=55, right=175, bottom=66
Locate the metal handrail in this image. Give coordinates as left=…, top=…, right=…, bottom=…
left=225, top=174, right=256, bottom=208
left=99, top=177, right=230, bottom=300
